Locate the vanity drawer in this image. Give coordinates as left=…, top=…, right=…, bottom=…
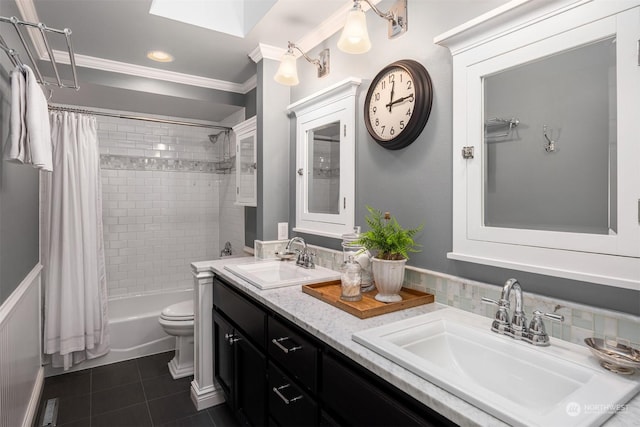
left=268, top=362, right=318, bottom=427
left=321, top=352, right=454, bottom=426
left=268, top=315, right=318, bottom=392
left=213, top=278, right=266, bottom=349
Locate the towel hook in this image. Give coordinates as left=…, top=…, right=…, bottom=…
left=543, top=125, right=556, bottom=152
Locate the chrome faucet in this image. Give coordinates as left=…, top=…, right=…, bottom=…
left=220, top=241, right=233, bottom=257
left=482, top=278, right=564, bottom=346
left=285, top=237, right=315, bottom=269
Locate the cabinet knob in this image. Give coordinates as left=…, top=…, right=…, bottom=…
left=297, top=168, right=304, bottom=176
left=225, top=333, right=241, bottom=345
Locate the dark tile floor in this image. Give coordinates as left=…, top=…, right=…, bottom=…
left=34, top=352, right=240, bottom=427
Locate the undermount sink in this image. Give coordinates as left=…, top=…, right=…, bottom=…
left=353, top=307, right=640, bottom=426
left=224, top=260, right=340, bottom=290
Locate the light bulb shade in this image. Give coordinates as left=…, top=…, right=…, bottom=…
left=337, top=6, right=371, bottom=54
left=274, top=51, right=299, bottom=86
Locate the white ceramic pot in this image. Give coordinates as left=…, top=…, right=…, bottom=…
left=371, top=258, right=407, bottom=303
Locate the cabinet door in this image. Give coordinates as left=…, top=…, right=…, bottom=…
left=236, top=333, right=267, bottom=426
left=234, top=116, right=257, bottom=207
left=213, top=311, right=235, bottom=408
left=214, top=278, right=266, bottom=350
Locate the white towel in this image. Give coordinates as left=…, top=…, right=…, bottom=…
left=24, top=65, right=53, bottom=171
left=4, top=66, right=27, bottom=163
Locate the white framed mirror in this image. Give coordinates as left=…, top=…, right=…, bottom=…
left=287, top=78, right=361, bottom=238
left=436, top=0, right=640, bottom=289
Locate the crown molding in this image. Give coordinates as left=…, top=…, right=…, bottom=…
left=52, top=50, right=252, bottom=94
left=249, top=43, right=285, bottom=63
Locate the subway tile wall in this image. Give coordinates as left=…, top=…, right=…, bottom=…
left=255, top=240, right=640, bottom=348
left=96, top=113, right=243, bottom=297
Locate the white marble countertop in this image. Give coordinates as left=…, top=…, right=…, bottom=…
left=193, top=258, right=640, bottom=427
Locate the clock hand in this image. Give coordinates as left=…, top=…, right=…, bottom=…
left=388, top=80, right=395, bottom=112
left=385, top=93, right=414, bottom=109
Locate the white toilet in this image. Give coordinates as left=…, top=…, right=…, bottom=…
left=158, top=299, right=194, bottom=379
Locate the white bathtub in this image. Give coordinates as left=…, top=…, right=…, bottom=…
left=45, top=288, right=193, bottom=376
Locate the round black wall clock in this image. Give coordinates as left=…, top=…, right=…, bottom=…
left=364, top=59, right=433, bottom=150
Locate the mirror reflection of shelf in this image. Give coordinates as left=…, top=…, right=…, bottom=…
left=484, top=117, right=520, bottom=139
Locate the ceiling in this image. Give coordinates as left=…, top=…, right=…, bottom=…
left=0, top=0, right=353, bottom=122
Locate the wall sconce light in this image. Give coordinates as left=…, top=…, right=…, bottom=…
left=338, top=0, right=408, bottom=54
left=274, top=42, right=330, bottom=86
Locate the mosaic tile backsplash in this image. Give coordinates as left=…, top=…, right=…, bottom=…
left=254, top=240, right=640, bottom=347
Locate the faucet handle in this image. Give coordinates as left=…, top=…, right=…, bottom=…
left=528, top=310, right=564, bottom=346
left=482, top=297, right=511, bottom=333
left=481, top=297, right=499, bottom=306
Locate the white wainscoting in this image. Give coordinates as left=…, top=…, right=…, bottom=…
left=0, top=264, right=43, bottom=427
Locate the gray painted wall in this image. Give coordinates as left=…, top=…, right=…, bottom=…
left=256, top=59, right=291, bottom=241
left=0, top=67, right=40, bottom=305
left=286, top=0, right=639, bottom=315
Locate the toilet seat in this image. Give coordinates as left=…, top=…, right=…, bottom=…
left=160, top=300, right=193, bottom=322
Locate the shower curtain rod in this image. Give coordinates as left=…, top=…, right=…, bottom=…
left=48, top=105, right=232, bottom=131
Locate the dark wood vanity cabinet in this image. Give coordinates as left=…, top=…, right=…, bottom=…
left=213, top=279, right=267, bottom=426
left=213, top=275, right=454, bottom=427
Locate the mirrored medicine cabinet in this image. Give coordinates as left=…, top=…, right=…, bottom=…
left=436, top=0, right=640, bottom=289
left=287, top=78, right=361, bottom=238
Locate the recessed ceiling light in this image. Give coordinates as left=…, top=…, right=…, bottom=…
left=147, top=50, right=174, bottom=62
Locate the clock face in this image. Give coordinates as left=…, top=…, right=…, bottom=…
left=367, top=67, right=415, bottom=142
left=364, top=60, right=433, bottom=150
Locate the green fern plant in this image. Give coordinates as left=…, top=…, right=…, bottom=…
left=354, top=206, right=423, bottom=260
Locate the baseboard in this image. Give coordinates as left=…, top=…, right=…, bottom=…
left=22, top=367, right=44, bottom=427
left=190, top=379, right=225, bottom=411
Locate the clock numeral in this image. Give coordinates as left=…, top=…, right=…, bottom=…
left=388, top=73, right=395, bottom=83
left=381, top=81, right=386, bottom=90
left=406, top=108, right=411, bottom=116
left=375, top=118, right=379, bottom=126
left=372, top=106, right=377, bottom=115
left=407, top=80, right=413, bottom=90
left=375, top=93, right=380, bottom=101
left=390, top=127, right=395, bottom=136
left=400, top=120, right=405, bottom=130
left=381, top=125, right=386, bottom=134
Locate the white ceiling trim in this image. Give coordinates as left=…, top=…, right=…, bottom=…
left=249, top=43, right=286, bottom=63
left=51, top=50, right=252, bottom=94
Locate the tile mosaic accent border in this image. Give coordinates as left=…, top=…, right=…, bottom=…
left=254, top=240, right=640, bottom=347
left=100, top=154, right=234, bottom=174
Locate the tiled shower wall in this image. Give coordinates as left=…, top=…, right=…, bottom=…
left=97, top=113, right=243, bottom=297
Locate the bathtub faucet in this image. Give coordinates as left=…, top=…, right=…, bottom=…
left=220, top=241, right=233, bottom=257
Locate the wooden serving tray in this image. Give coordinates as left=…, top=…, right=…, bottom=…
left=302, top=280, right=434, bottom=319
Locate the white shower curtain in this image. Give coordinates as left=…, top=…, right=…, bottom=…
left=42, top=111, right=109, bottom=370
